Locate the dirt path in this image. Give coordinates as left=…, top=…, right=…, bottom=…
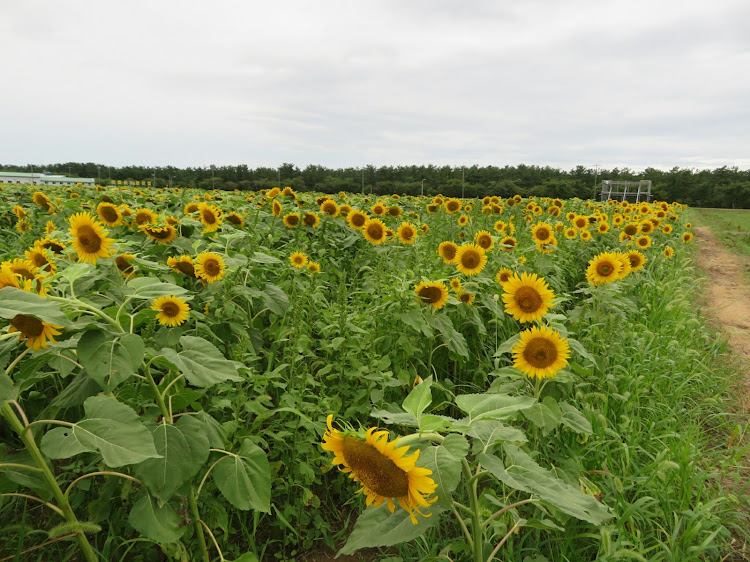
left=694, top=226, right=750, bottom=409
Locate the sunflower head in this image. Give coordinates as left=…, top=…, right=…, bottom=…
left=414, top=280, right=449, bottom=310
left=626, top=250, right=647, bottom=271
left=347, top=210, right=368, bottom=230
left=455, top=244, right=487, bottom=276
left=290, top=252, right=309, bottom=268
left=496, top=268, right=514, bottom=286
left=500, top=236, right=517, bottom=251
left=438, top=241, right=458, bottom=264
left=475, top=230, right=494, bottom=251
left=320, top=199, right=339, bottom=217
left=134, top=208, right=157, bottom=226
left=195, top=252, right=226, bottom=283
left=363, top=218, right=387, bottom=245
left=167, top=255, right=197, bottom=277
left=397, top=222, right=418, bottom=244
left=502, top=272, right=555, bottom=323
left=97, top=202, right=123, bottom=226
left=512, top=324, right=570, bottom=379
left=68, top=212, right=115, bottom=264
left=115, top=254, right=137, bottom=278
left=140, top=224, right=178, bottom=244
left=586, top=251, right=624, bottom=286
left=8, top=314, right=63, bottom=352
left=307, top=261, right=321, bottom=274
left=151, top=295, right=190, bottom=327
left=303, top=212, right=320, bottom=227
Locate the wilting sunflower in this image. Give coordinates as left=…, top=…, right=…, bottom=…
left=586, top=251, right=623, bottom=286
left=499, top=236, right=517, bottom=251
left=195, top=252, right=226, bottom=283
left=363, top=218, right=387, bottom=245
left=458, top=291, right=475, bottom=305
left=531, top=222, right=554, bottom=244
left=140, top=224, right=178, bottom=244
left=455, top=244, right=487, bottom=276
left=438, top=241, right=458, bottom=264
left=397, top=222, right=418, bottom=244
left=33, top=191, right=53, bottom=212
left=635, top=235, right=652, bottom=249
left=449, top=278, right=462, bottom=293
left=283, top=212, right=301, bottom=228
left=512, top=325, right=570, bottom=379
left=151, top=295, right=190, bottom=327
left=682, top=232, right=694, bottom=243
left=307, top=261, right=321, bottom=274
left=626, top=250, right=646, bottom=271
left=97, top=202, right=123, bottom=226
left=167, top=255, right=197, bottom=277
left=290, top=251, right=309, bottom=268
left=115, top=253, right=137, bottom=278
left=475, top=230, right=494, bottom=251
left=199, top=203, right=223, bottom=233
left=68, top=212, right=115, bottom=264
left=664, top=246, right=675, bottom=258
left=7, top=314, right=62, bottom=351
left=414, top=280, right=449, bottom=310
left=502, top=272, right=555, bottom=323
left=320, top=199, right=339, bottom=217
left=134, top=208, right=157, bottom=226
left=226, top=212, right=245, bottom=227
left=302, top=212, right=320, bottom=228
left=321, top=416, right=438, bottom=524
left=25, top=247, right=56, bottom=275
left=444, top=199, right=461, bottom=214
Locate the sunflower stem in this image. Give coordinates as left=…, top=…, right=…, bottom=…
left=5, top=348, right=30, bottom=377
left=189, top=488, right=210, bottom=562
left=144, top=359, right=170, bottom=421
left=462, top=458, right=484, bottom=562
left=49, top=295, right=125, bottom=332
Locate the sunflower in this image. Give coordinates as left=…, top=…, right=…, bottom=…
left=4, top=258, right=38, bottom=283
left=438, top=241, right=458, bottom=264
left=45, top=221, right=56, bottom=235
left=320, top=199, right=339, bottom=217
left=580, top=230, right=592, bottom=241
left=167, top=255, right=197, bottom=278
left=500, top=236, right=517, bottom=251
left=267, top=187, right=281, bottom=198
left=387, top=205, right=402, bottom=218
left=282, top=186, right=295, bottom=197
left=347, top=210, right=368, bottom=230
left=12, top=205, right=26, bottom=219
left=457, top=214, right=469, bottom=226
left=685, top=222, right=692, bottom=229
left=199, top=203, right=223, bottom=233
left=24, top=247, right=56, bottom=275
left=639, top=221, right=653, bottom=235
left=195, top=252, right=226, bottom=283
left=444, top=199, right=461, bottom=214
left=321, top=416, right=437, bottom=524
left=226, top=212, right=245, bottom=227
left=495, top=267, right=513, bottom=286
left=494, top=220, right=507, bottom=233
left=15, top=218, right=30, bottom=233
left=140, top=224, right=178, bottom=244
left=586, top=251, right=623, bottom=286
left=531, top=222, right=554, bottom=244
left=597, top=222, right=610, bottom=234
left=68, top=212, right=115, bottom=264
left=115, top=253, right=137, bottom=278
left=33, top=191, right=53, bottom=212
left=290, top=252, right=309, bottom=268
left=272, top=200, right=283, bottom=217
left=7, top=314, right=63, bottom=352
left=426, top=203, right=438, bottom=214
left=502, top=272, right=555, bottom=323
left=635, top=235, right=652, bottom=249
left=564, top=227, right=577, bottom=239
left=397, top=222, right=418, bottom=244
left=307, top=261, right=321, bottom=274
left=184, top=202, right=200, bottom=215
left=475, top=230, right=494, bottom=251
left=151, top=295, right=190, bottom=327
left=511, top=324, right=570, bottom=379
left=371, top=203, right=386, bottom=216
left=34, top=237, right=66, bottom=255
left=134, top=208, right=157, bottom=226
left=282, top=213, right=301, bottom=228
left=302, top=212, right=320, bottom=228
left=414, top=280, right=449, bottom=310
left=623, top=222, right=640, bottom=237
left=449, top=278, right=462, bottom=293
left=664, top=246, right=674, bottom=258
left=420, top=223, right=429, bottom=235
left=363, top=218, right=387, bottom=245
left=662, top=224, right=673, bottom=235
left=458, top=291, right=475, bottom=305
left=455, top=244, right=487, bottom=276
left=682, top=232, right=694, bottom=243
left=573, top=215, right=589, bottom=230
left=97, top=202, right=123, bottom=226
left=615, top=252, right=632, bottom=280
left=626, top=250, right=647, bottom=271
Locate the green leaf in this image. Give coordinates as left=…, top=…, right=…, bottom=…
left=128, top=494, right=185, bottom=543
left=249, top=252, right=281, bottom=264
left=262, top=284, right=289, bottom=316
left=425, top=314, right=468, bottom=358
left=0, top=287, right=70, bottom=326
left=421, top=435, right=468, bottom=509
left=58, top=263, right=94, bottom=284
left=338, top=503, right=444, bottom=555
left=522, top=397, right=562, bottom=436
left=161, top=336, right=243, bottom=387
left=41, top=396, right=160, bottom=467
left=568, top=338, right=596, bottom=365
left=77, top=330, right=144, bottom=392
left=49, top=374, right=100, bottom=408
left=213, top=439, right=271, bottom=512
left=467, top=420, right=527, bottom=450
left=134, top=416, right=210, bottom=504
left=399, top=310, right=433, bottom=336
left=559, top=402, right=593, bottom=435
left=455, top=393, right=536, bottom=423
left=370, top=409, right=418, bottom=426
left=0, top=373, right=12, bottom=403
left=126, top=277, right=189, bottom=299
left=479, top=445, right=611, bottom=525
left=402, top=376, right=432, bottom=421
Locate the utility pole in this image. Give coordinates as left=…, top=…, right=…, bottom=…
left=593, top=164, right=600, bottom=200
left=361, top=168, right=364, bottom=193
left=97, top=166, right=100, bottom=184
left=278, top=167, right=281, bottom=188
left=421, top=178, right=426, bottom=196
left=211, top=166, right=215, bottom=190
left=461, top=166, right=465, bottom=199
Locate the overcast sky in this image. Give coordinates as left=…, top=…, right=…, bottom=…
left=1, top=0, right=748, bottom=171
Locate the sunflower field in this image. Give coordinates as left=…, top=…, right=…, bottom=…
left=0, top=183, right=746, bottom=561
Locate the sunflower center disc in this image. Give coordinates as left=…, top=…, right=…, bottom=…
left=204, top=259, right=220, bottom=276
left=10, top=314, right=44, bottom=337
left=116, top=257, right=134, bottom=274
left=101, top=206, right=118, bottom=222
left=419, top=286, right=442, bottom=304
left=367, top=225, right=383, bottom=239
left=161, top=302, right=180, bottom=317
left=202, top=211, right=216, bottom=224
left=462, top=251, right=480, bottom=269
left=178, top=262, right=195, bottom=276
left=77, top=225, right=102, bottom=253
left=598, top=264, right=613, bottom=276
left=342, top=437, right=409, bottom=498
left=136, top=213, right=151, bottom=225
left=515, top=287, right=542, bottom=313
left=13, top=267, right=35, bottom=280
left=523, top=338, right=558, bottom=368
left=443, top=246, right=457, bottom=260
left=536, top=229, right=550, bottom=241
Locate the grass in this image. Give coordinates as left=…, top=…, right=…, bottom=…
left=690, top=208, right=750, bottom=257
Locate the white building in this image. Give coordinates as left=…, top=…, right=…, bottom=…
left=0, top=171, right=96, bottom=187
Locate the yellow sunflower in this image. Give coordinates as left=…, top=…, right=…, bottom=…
left=321, top=416, right=438, bottom=524
left=151, top=295, right=190, bottom=327
left=97, top=202, right=123, bottom=226
left=580, top=230, right=592, bottom=241
left=34, top=237, right=65, bottom=255
left=15, top=219, right=31, bottom=233
left=199, top=203, right=223, bottom=233
left=397, top=222, right=418, bottom=244
left=511, top=324, right=570, bottom=379
left=167, top=255, right=197, bottom=278
left=586, top=251, right=623, bottom=286
left=363, top=218, right=387, bottom=245
left=454, top=244, right=487, bottom=276
left=531, top=222, right=554, bottom=244
left=68, top=212, right=115, bottom=264
left=475, top=230, right=494, bottom=251
left=290, top=252, right=309, bottom=268
left=33, top=191, right=53, bottom=212
left=682, top=232, right=694, bottom=243
left=500, top=236, right=517, bottom=251
left=444, top=199, right=461, bottom=214
left=226, top=212, right=245, bottom=227
left=438, top=241, right=459, bottom=264
left=664, top=246, right=674, bottom=258
left=457, top=214, right=469, bottom=226
left=573, top=215, right=589, bottom=230
left=502, top=272, right=555, bottom=323
left=134, top=208, right=157, bottom=226
left=24, top=247, right=56, bottom=275
left=184, top=202, right=200, bottom=215
left=272, top=200, right=283, bottom=217
left=626, top=250, right=647, bottom=271
left=195, top=252, right=226, bottom=283
left=115, top=253, right=137, bottom=278
left=320, top=199, right=339, bottom=217
left=371, top=203, right=386, bottom=216
left=635, top=235, right=652, bottom=249
left=7, top=314, right=63, bottom=352
left=496, top=268, right=514, bottom=286
left=414, top=280, right=449, bottom=310
left=623, top=222, right=640, bottom=237
left=458, top=291, right=475, bottom=305
left=347, top=210, right=368, bottom=230
left=302, top=212, right=320, bottom=228
left=307, top=261, right=321, bottom=274
left=140, top=224, right=178, bottom=244
left=449, top=278, right=462, bottom=293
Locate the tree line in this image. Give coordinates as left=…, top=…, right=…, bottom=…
left=3, top=162, right=749, bottom=208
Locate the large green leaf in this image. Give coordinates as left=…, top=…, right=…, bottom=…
left=0, top=373, right=12, bottom=403
left=262, top=284, right=289, bottom=316
left=338, top=503, right=444, bottom=555
left=41, top=396, right=160, bottom=467
left=560, top=402, right=593, bottom=435
left=479, top=445, right=611, bottom=525
left=134, top=416, right=210, bottom=504
left=455, top=393, right=536, bottom=423
left=425, top=314, right=468, bottom=358
left=402, top=376, right=432, bottom=421
left=522, top=396, right=562, bottom=436
left=77, top=330, right=144, bottom=392
left=213, top=439, right=270, bottom=512
left=467, top=420, right=527, bottom=451
left=421, top=434, right=468, bottom=509
left=128, top=494, right=185, bottom=543
left=0, top=287, right=70, bottom=326
left=160, top=336, right=243, bottom=387
left=126, top=277, right=189, bottom=299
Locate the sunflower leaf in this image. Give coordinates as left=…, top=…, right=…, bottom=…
left=77, top=330, right=144, bottom=392
left=128, top=494, right=185, bottom=544
left=559, top=402, right=593, bottom=435
left=0, top=287, right=70, bottom=326
left=262, top=284, right=289, bottom=316
left=160, top=336, right=243, bottom=387
left=422, top=435, right=468, bottom=509
left=213, top=439, right=271, bottom=512
left=455, top=393, right=536, bottom=423
left=125, top=277, right=189, bottom=299
left=402, top=376, right=432, bottom=421
left=0, top=373, right=13, bottom=403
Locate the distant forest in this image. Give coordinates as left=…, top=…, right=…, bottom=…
left=3, top=162, right=750, bottom=208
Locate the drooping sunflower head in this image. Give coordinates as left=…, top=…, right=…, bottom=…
left=226, top=212, right=245, bottom=227
left=8, top=314, right=63, bottom=352
left=194, top=252, right=226, bottom=283
left=134, top=208, right=157, bottom=226
left=502, top=272, right=555, bottom=323
left=68, top=212, right=115, bottom=264
left=184, top=202, right=200, bottom=215
left=321, top=416, right=438, bottom=524
left=397, top=222, right=418, bottom=244
left=24, top=247, right=56, bottom=275
left=33, top=191, right=53, bottom=212
left=586, top=251, right=624, bottom=286
left=290, top=251, right=309, bottom=268
left=272, top=200, right=283, bottom=218
left=414, top=280, right=449, bottom=310
left=167, top=255, right=197, bottom=278
left=140, top=224, right=178, bottom=244
left=437, top=241, right=458, bottom=264
left=363, top=218, right=387, bottom=245
left=512, top=324, right=570, bottom=379
left=115, top=253, right=137, bottom=278
left=34, top=237, right=66, bottom=255
left=455, top=243, right=487, bottom=276
left=387, top=205, right=402, bottom=218
left=97, top=202, right=123, bottom=226
left=475, top=230, right=494, bottom=251
left=151, top=295, right=190, bottom=327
